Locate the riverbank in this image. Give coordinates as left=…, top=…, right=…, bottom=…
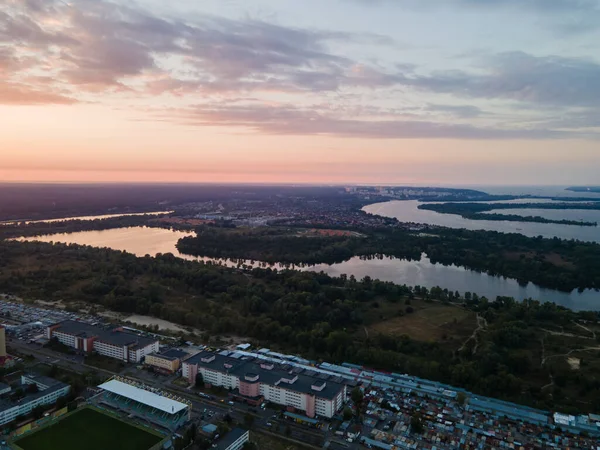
left=2, top=238, right=600, bottom=414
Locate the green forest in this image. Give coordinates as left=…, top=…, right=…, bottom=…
left=1, top=240, right=600, bottom=414
left=4, top=211, right=600, bottom=292
left=177, top=225, right=600, bottom=292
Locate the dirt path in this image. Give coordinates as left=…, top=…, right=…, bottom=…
left=573, top=320, right=596, bottom=339
left=458, top=314, right=487, bottom=354
left=541, top=375, right=554, bottom=391
left=540, top=328, right=593, bottom=340
left=542, top=346, right=600, bottom=366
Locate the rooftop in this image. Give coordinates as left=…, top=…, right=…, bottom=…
left=52, top=320, right=157, bottom=349
left=22, top=373, right=64, bottom=388
left=158, top=349, right=188, bottom=360
left=215, top=428, right=248, bottom=450
left=186, top=351, right=345, bottom=400
left=0, top=376, right=69, bottom=414
left=201, top=424, right=218, bottom=434
left=98, top=379, right=188, bottom=414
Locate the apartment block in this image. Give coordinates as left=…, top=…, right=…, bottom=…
left=144, top=349, right=188, bottom=373
left=47, top=320, right=159, bottom=363
left=183, top=351, right=346, bottom=418
left=0, top=374, right=70, bottom=426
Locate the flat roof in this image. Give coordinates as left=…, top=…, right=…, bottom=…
left=159, top=349, right=188, bottom=360
left=215, top=428, right=248, bottom=450
left=98, top=379, right=187, bottom=414
left=53, top=320, right=157, bottom=349
left=186, top=351, right=345, bottom=400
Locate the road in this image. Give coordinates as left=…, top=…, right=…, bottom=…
left=7, top=340, right=329, bottom=448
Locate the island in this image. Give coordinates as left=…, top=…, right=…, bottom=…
left=418, top=202, right=599, bottom=226
left=567, top=186, right=600, bottom=193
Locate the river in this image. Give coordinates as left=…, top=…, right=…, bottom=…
left=363, top=200, right=600, bottom=243
left=16, top=226, right=599, bottom=311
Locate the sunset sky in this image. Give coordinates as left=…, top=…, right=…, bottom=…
left=1, top=0, right=599, bottom=185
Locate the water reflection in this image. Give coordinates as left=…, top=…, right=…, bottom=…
left=363, top=200, right=600, bottom=243
left=17, top=226, right=599, bottom=311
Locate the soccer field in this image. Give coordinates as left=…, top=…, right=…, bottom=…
left=14, top=408, right=163, bottom=450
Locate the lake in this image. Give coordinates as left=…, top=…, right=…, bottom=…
left=17, top=227, right=599, bottom=311
left=363, top=200, right=600, bottom=243
left=0, top=211, right=173, bottom=225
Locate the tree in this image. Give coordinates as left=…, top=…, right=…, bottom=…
left=31, top=405, right=45, bottom=420
left=285, top=425, right=291, bottom=437
left=244, top=413, right=255, bottom=428
left=48, top=364, right=59, bottom=377
left=243, top=443, right=258, bottom=450
left=351, top=387, right=364, bottom=405
left=195, top=372, right=204, bottom=388
left=410, top=413, right=424, bottom=434
left=456, top=392, right=467, bottom=406
left=343, top=407, right=353, bottom=421
left=55, top=396, right=68, bottom=410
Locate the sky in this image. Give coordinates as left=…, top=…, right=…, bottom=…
left=1, top=0, right=599, bottom=185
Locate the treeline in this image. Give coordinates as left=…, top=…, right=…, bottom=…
left=0, top=214, right=175, bottom=240
left=177, top=228, right=376, bottom=265
left=176, top=226, right=600, bottom=292
left=419, top=202, right=600, bottom=226
left=462, top=213, right=596, bottom=226
left=2, top=240, right=600, bottom=413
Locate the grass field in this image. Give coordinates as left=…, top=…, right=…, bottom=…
left=368, top=303, right=476, bottom=342
left=15, top=408, right=163, bottom=450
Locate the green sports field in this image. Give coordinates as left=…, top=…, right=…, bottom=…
left=14, top=408, right=163, bottom=450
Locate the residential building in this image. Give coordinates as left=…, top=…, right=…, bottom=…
left=182, top=351, right=347, bottom=418
left=215, top=428, right=249, bottom=450
left=0, top=374, right=70, bottom=426
left=144, top=349, right=188, bottom=373
left=47, top=320, right=159, bottom=363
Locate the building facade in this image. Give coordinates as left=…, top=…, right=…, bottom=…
left=47, top=320, right=159, bottom=363
left=183, top=351, right=347, bottom=418
left=0, top=375, right=70, bottom=426
left=144, top=349, right=188, bottom=374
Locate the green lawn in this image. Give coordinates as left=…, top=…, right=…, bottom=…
left=15, top=408, right=163, bottom=450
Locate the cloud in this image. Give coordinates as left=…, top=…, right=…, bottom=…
left=1, top=0, right=401, bottom=96
left=1, top=0, right=598, bottom=139
left=402, top=52, right=600, bottom=108
left=354, top=0, right=600, bottom=34
left=0, top=80, right=76, bottom=104
left=174, top=102, right=590, bottom=140
left=424, top=104, right=484, bottom=118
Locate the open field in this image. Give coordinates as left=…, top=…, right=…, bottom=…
left=14, top=408, right=162, bottom=450
left=368, top=303, right=476, bottom=342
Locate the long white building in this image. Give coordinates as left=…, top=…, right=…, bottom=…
left=47, top=320, right=159, bottom=363
left=183, top=351, right=346, bottom=418
left=0, top=374, right=70, bottom=426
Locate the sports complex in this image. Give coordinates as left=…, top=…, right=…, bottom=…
left=11, top=377, right=191, bottom=450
